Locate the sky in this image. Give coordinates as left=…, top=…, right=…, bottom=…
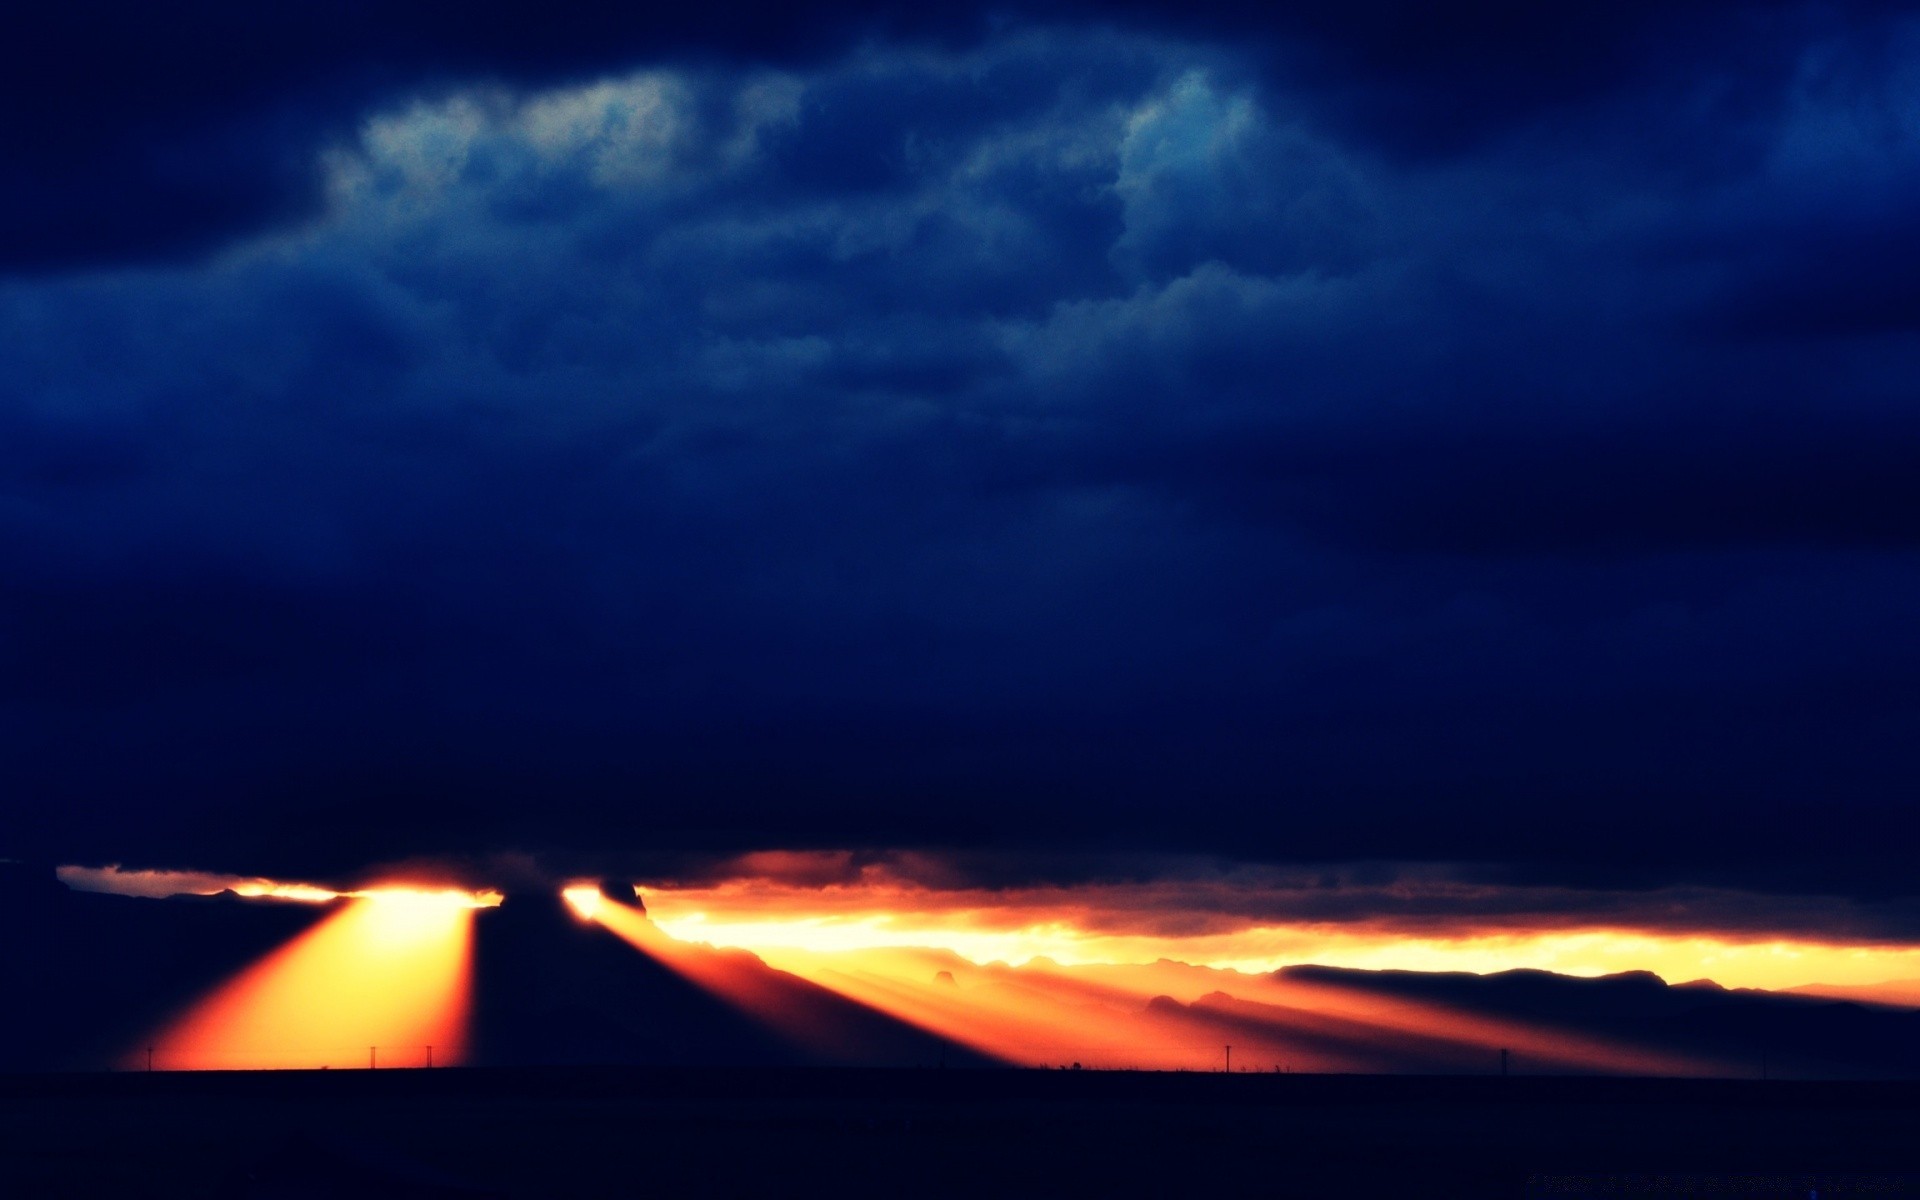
left=8, top=1, right=1920, bottom=980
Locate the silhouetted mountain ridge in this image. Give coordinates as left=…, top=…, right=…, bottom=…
left=1270, top=962, right=1920, bottom=1078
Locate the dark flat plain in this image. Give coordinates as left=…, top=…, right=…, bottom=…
left=2, top=1068, right=1917, bottom=1199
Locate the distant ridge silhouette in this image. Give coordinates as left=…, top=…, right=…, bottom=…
left=1268, top=963, right=1920, bottom=1078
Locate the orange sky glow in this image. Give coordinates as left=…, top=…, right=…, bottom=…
left=124, top=886, right=497, bottom=1070
left=58, top=858, right=1920, bottom=1073
left=633, top=875, right=1920, bottom=994
left=558, top=886, right=1726, bottom=1074
left=60, top=860, right=1920, bottom=995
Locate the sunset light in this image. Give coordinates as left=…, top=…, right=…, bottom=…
left=72, top=861, right=1920, bottom=1079
left=14, top=5, right=1920, bottom=1192
left=565, top=888, right=909, bottom=1057
left=635, top=875, right=1920, bottom=995
left=134, top=889, right=490, bottom=1070
left=560, top=884, right=606, bottom=921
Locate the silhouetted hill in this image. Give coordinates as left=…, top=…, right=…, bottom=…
left=1272, top=963, right=1920, bottom=1079
left=1277, top=965, right=1691, bottom=1023
left=469, top=890, right=783, bottom=1067
left=1788, top=980, right=1920, bottom=1009
left=1650, top=997, right=1920, bottom=1079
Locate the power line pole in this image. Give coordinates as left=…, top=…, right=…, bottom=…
left=1224, top=1045, right=1231, bottom=1073
left=369, top=1046, right=376, bottom=1070
left=426, top=1045, right=433, bottom=1069
left=1499, top=1048, right=1510, bottom=1077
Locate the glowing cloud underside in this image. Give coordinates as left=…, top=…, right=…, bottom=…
left=637, top=881, right=1920, bottom=993
left=137, top=893, right=482, bottom=1070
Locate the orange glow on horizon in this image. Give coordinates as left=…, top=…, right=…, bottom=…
left=598, top=872, right=1909, bottom=1073
left=634, top=879, right=1920, bottom=994
left=135, top=891, right=481, bottom=1070
left=570, top=898, right=1700, bottom=1074
left=345, top=885, right=503, bottom=908
left=71, top=860, right=1920, bottom=1075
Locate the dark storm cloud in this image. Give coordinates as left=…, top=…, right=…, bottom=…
left=6, top=0, right=1905, bottom=270
left=0, top=1, right=976, bottom=270
left=5, top=12, right=1920, bottom=907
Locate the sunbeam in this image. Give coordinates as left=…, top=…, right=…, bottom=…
left=134, top=889, right=492, bottom=1070
left=564, top=885, right=983, bottom=1062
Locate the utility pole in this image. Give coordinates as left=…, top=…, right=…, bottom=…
left=1500, top=1048, right=1510, bottom=1077
left=426, top=1045, right=434, bottom=1069
left=370, top=1046, right=376, bottom=1070
left=1224, top=1045, right=1232, bottom=1073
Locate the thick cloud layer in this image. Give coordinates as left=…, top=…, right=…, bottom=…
left=6, top=13, right=1920, bottom=898
left=8, top=0, right=1907, bottom=270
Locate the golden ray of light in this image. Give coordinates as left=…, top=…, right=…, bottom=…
left=560, top=884, right=605, bottom=921
left=135, top=889, right=486, bottom=1070
left=799, top=957, right=1231, bottom=1070
left=615, top=875, right=1913, bottom=1074
left=1171, top=963, right=1720, bottom=1076
left=735, top=945, right=1717, bottom=1075
left=566, top=886, right=918, bottom=1058
left=636, top=882, right=1920, bottom=994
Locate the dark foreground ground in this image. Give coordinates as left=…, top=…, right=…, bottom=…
left=2, top=1068, right=1916, bottom=1199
